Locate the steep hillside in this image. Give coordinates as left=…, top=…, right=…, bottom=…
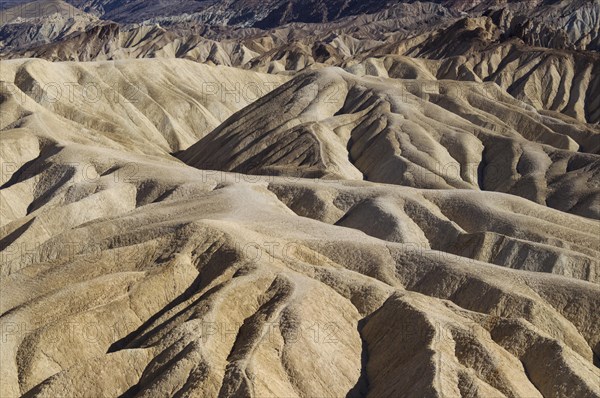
left=180, top=67, right=600, bottom=218
left=1, top=2, right=599, bottom=398
left=1, top=60, right=599, bottom=396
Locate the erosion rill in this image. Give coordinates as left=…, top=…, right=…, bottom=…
left=1, top=1, right=599, bottom=397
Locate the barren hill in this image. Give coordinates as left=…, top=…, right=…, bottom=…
left=180, top=67, right=600, bottom=218
left=1, top=1, right=599, bottom=397
left=1, top=57, right=599, bottom=398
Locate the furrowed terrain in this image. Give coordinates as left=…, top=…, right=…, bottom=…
left=1, top=0, right=599, bottom=397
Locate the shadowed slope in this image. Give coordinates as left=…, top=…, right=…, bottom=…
left=181, top=67, right=600, bottom=218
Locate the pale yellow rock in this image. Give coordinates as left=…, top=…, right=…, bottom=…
left=0, top=58, right=598, bottom=398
